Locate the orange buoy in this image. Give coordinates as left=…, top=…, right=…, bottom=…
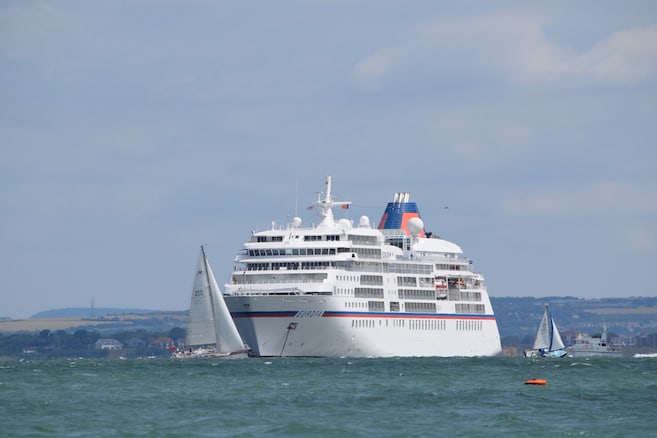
left=524, top=378, right=547, bottom=386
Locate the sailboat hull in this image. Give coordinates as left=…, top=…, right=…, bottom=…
left=172, top=348, right=248, bottom=360
left=524, top=349, right=568, bottom=358
left=542, top=349, right=568, bottom=358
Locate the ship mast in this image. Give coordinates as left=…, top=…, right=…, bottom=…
left=314, top=176, right=351, bottom=227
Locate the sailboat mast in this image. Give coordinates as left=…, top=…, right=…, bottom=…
left=201, top=245, right=218, bottom=333
left=548, top=310, right=554, bottom=351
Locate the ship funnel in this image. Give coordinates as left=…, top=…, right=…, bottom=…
left=377, top=192, right=425, bottom=237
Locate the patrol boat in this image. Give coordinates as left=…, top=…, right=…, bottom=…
left=570, top=324, right=623, bottom=358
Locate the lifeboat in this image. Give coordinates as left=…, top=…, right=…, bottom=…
left=524, top=378, right=547, bottom=386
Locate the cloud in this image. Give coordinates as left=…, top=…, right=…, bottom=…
left=502, top=181, right=657, bottom=217
left=526, top=23, right=657, bottom=86
left=352, top=15, right=657, bottom=91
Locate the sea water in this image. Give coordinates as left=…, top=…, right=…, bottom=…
left=1, top=356, right=656, bottom=437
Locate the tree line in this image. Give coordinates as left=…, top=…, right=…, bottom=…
left=0, top=327, right=186, bottom=359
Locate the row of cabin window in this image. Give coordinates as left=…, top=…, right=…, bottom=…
left=247, top=261, right=335, bottom=271
left=256, top=236, right=283, bottom=242
left=249, top=248, right=339, bottom=256
left=304, top=235, right=340, bottom=241
left=455, top=320, right=484, bottom=331
left=248, top=247, right=380, bottom=258
left=255, top=234, right=379, bottom=244
left=350, top=319, right=449, bottom=330
left=454, top=303, right=486, bottom=314
left=243, top=260, right=435, bottom=276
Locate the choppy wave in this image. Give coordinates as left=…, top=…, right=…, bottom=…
left=1, top=356, right=656, bottom=437
left=633, top=353, right=657, bottom=358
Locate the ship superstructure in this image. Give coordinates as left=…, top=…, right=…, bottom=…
left=223, top=177, right=502, bottom=357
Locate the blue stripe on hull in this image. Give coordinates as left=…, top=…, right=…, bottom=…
left=232, top=310, right=496, bottom=320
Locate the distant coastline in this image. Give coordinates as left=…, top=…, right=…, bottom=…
left=2, top=296, right=656, bottom=339
left=31, top=307, right=161, bottom=319
left=2, top=297, right=656, bottom=358
left=0, top=310, right=186, bottom=334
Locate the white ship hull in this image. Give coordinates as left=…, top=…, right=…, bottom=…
left=569, top=349, right=622, bottom=358
left=227, top=295, right=501, bottom=357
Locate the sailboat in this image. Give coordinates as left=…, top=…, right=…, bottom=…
left=524, top=305, right=568, bottom=358
left=172, top=246, right=248, bottom=359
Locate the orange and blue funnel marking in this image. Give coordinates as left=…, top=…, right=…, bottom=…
left=377, top=192, right=425, bottom=237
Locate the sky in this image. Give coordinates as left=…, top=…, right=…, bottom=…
left=1, top=1, right=656, bottom=319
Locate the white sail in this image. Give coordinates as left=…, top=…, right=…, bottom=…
left=185, top=248, right=217, bottom=347
left=206, top=259, right=246, bottom=354
left=550, top=315, right=565, bottom=350
left=532, top=307, right=551, bottom=350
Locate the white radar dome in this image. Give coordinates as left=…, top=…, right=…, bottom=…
left=359, top=216, right=371, bottom=228
left=408, top=217, right=424, bottom=236
left=338, top=218, right=352, bottom=231
left=292, top=217, right=302, bottom=227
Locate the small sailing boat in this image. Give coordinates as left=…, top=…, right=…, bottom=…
left=524, top=305, right=568, bottom=358
left=172, top=246, right=248, bottom=359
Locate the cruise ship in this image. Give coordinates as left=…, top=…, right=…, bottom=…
left=222, top=177, right=502, bottom=357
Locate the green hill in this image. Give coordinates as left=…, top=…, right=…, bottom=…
left=31, top=308, right=162, bottom=319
